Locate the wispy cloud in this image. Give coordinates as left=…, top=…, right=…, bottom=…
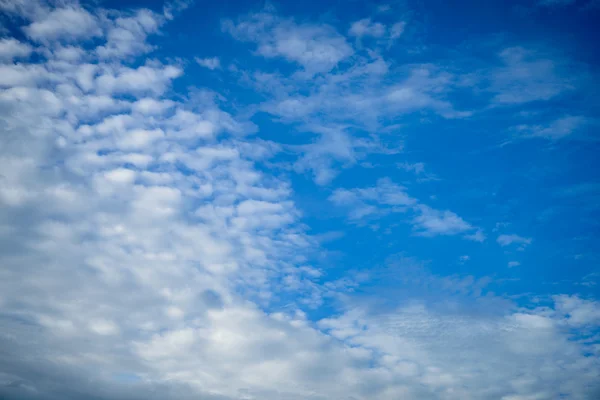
left=497, top=233, right=533, bottom=247
left=412, top=204, right=474, bottom=237
left=329, top=179, right=483, bottom=240
left=223, top=8, right=473, bottom=184
left=514, top=115, right=588, bottom=140
left=223, top=9, right=353, bottom=75
left=508, top=261, right=521, bottom=268
left=329, top=178, right=416, bottom=222
left=490, top=47, right=575, bottom=105
left=195, top=56, right=221, bottom=70
left=348, top=18, right=405, bottom=45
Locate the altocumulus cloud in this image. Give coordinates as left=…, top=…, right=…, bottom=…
left=0, top=1, right=599, bottom=400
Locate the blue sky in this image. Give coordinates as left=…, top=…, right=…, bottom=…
left=0, top=0, right=599, bottom=399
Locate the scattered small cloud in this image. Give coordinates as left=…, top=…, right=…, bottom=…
left=376, top=4, right=392, bottom=13
left=397, top=161, right=425, bottom=174
left=497, top=234, right=532, bottom=248
left=195, top=56, right=221, bottom=70
left=23, top=6, right=102, bottom=42
left=163, top=0, right=193, bottom=20
left=465, top=229, right=487, bottom=242
left=349, top=18, right=386, bottom=38
left=348, top=18, right=405, bottom=44
left=223, top=10, right=353, bottom=75
left=412, top=204, right=474, bottom=237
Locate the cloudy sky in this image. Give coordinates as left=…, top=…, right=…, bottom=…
left=0, top=0, right=599, bottom=399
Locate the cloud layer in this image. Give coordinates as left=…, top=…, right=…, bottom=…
left=0, top=1, right=599, bottom=400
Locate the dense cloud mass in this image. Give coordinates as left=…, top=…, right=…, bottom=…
left=1, top=1, right=599, bottom=400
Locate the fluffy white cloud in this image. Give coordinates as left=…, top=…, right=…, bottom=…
left=0, top=6, right=327, bottom=398
left=24, top=6, right=102, bottom=42
left=96, top=9, right=162, bottom=59
left=95, top=64, right=183, bottom=96
left=552, top=295, right=600, bottom=327
left=0, top=38, right=32, bottom=62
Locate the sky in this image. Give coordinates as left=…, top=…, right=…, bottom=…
left=0, top=0, right=599, bottom=399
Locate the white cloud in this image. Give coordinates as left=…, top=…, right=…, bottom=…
left=24, top=6, right=101, bottom=42
left=508, top=261, right=521, bottom=268
left=390, top=22, right=405, bottom=40
left=96, top=9, right=162, bottom=59
left=329, top=178, right=416, bottom=222
left=226, top=12, right=468, bottom=185
left=349, top=18, right=386, bottom=38
left=1, top=14, right=322, bottom=400
left=0, top=38, right=32, bottom=62
left=318, top=296, right=600, bottom=400
left=163, top=0, right=193, bottom=20
left=251, top=62, right=465, bottom=184
left=553, top=295, right=600, bottom=327
left=195, top=56, right=221, bottom=70
left=0, top=3, right=599, bottom=400
left=223, top=10, right=353, bottom=75
left=348, top=19, right=405, bottom=45
left=465, top=229, right=487, bottom=242
left=329, top=179, right=482, bottom=240
left=0, top=64, right=53, bottom=87
left=514, top=115, right=587, bottom=140
left=132, top=98, right=175, bottom=115
left=385, top=66, right=472, bottom=118
left=95, top=64, right=183, bottom=97
left=89, top=319, right=120, bottom=336
left=497, top=234, right=532, bottom=247
left=491, top=47, right=575, bottom=104
left=293, top=126, right=358, bottom=185
left=412, top=204, right=473, bottom=237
